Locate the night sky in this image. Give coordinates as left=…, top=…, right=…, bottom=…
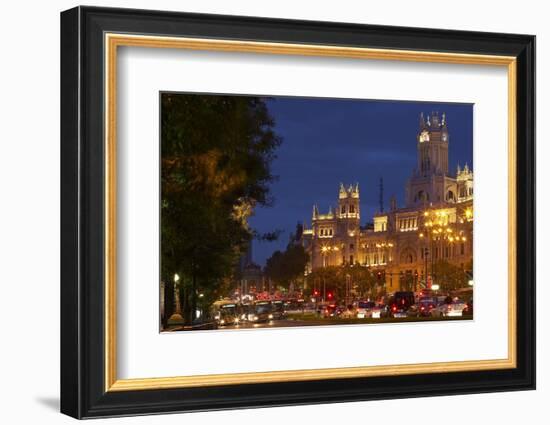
left=248, top=97, right=473, bottom=267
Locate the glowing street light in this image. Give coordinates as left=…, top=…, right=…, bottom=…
left=168, top=272, right=184, bottom=326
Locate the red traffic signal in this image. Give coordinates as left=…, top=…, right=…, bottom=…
left=327, top=292, right=333, bottom=299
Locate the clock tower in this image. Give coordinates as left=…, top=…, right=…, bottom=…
left=406, top=111, right=454, bottom=207
left=417, top=111, right=449, bottom=176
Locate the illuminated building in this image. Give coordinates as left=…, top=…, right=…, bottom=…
left=301, top=111, right=473, bottom=292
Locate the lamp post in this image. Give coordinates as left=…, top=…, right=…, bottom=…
left=167, top=273, right=184, bottom=326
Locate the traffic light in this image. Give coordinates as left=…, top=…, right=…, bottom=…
left=313, top=289, right=319, bottom=296
left=327, top=292, right=333, bottom=299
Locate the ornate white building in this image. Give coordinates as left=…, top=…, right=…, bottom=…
left=301, top=111, right=474, bottom=292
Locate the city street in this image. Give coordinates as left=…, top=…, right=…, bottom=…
left=168, top=313, right=470, bottom=332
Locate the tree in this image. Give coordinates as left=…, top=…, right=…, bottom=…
left=161, top=93, right=281, bottom=322
left=264, top=244, right=309, bottom=290
left=433, top=260, right=469, bottom=291
left=305, top=265, right=378, bottom=301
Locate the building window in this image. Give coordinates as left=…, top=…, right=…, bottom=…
left=349, top=255, right=354, bottom=264
left=350, top=243, right=354, bottom=250
left=341, top=205, right=346, bottom=214
left=329, top=228, right=333, bottom=236
left=349, top=205, right=355, bottom=213
left=461, top=243, right=465, bottom=255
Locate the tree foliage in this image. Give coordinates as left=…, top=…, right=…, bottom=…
left=264, top=243, right=309, bottom=288
left=433, top=260, right=470, bottom=291
left=305, top=265, right=379, bottom=301
left=161, top=93, right=281, bottom=321
left=264, top=223, right=309, bottom=290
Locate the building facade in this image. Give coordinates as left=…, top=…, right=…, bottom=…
left=301, top=111, right=474, bottom=292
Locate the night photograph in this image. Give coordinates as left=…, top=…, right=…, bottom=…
left=159, top=93, right=474, bottom=331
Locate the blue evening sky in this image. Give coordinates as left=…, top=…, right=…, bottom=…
left=248, top=97, right=473, bottom=266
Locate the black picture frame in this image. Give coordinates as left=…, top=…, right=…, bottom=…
left=61, top=5, right=535, bottom=419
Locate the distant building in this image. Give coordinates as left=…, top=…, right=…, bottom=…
left=301, top=112, right=473, bottom=292
left=238, top=241, right=264, bottom=294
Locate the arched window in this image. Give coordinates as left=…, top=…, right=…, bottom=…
left=447, top=190, right=455, bottom=201
left=417, top=190, right=430, bottom=202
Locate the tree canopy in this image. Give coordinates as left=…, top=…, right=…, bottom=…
left=161, top=93, right=281, bottom=320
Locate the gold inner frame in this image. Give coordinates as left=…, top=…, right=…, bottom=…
left=104, top=33, right=517, bottom=392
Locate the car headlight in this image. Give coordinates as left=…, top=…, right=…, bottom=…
left=268, top=314, right=274, bottom=319
left=220, top=319, right=225, bottom=324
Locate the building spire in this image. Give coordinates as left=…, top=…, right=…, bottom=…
left=419, top=112, right=426, bottom=129
left=390, top=195, right=397, bottom=211
left=379, top=177, right=384, bottom=213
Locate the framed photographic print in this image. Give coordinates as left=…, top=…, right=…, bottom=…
left=60, top=6, right=535, bottom=419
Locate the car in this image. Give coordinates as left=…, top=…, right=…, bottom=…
left=417, top=297, right=438, bottom=317
left=356, top=301, right=376, bottom=318
left=462, top=298, right=473, bottom=317
left=389, top=291, right=416, bottom=318
left=340, top=305, right=356, bottom=318
left=431, top=299, right=467, bottom=318
left=370, top=303, right=389, bottom=319
left=322, top=304, right=339, bottom=318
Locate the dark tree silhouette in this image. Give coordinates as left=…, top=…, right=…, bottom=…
left=161, top=93, right=281, bottom=322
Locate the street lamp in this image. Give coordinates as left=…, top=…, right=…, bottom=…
left=167, top=273, right=184, bottom=326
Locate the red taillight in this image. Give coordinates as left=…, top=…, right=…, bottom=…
left=392, top=305, right=397, bottom=312
left=420, top=306, right=425, bottom=311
